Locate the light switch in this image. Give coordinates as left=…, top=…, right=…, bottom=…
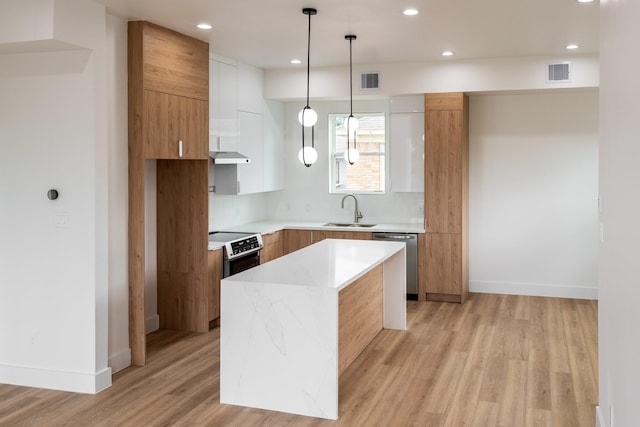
left=55, top=211, right=69, bottom=228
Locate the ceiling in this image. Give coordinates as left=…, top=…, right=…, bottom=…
left=96, top=0, right=599, bottom=70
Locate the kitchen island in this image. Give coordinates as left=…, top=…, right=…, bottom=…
left=220, top=239, right=406, bottom=419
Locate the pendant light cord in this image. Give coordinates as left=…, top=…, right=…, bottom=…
left=346, top=35, right=357, bottom=165
left=301, top=8, right=317, bottom=167
left=349, top=37, right=353, bottom=118
left=306, top=11, right=311, bottom=110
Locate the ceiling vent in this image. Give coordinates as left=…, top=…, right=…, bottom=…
left=361, top=72, right=380, bottom=89
left=546, top=62, right=571, bottom=83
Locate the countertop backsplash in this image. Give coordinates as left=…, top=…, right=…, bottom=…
left=209, top=190, right=424, bottom=232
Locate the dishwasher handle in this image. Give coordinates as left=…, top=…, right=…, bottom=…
left=373, top=234, right=416, bottom=240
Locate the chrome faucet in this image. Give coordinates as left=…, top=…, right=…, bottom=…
left=341, top=193, right=363, bottom=223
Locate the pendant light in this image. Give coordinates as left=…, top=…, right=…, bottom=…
left=344, top=34, right=359, bottom=165
left=298, top=8, right=318, bottom=167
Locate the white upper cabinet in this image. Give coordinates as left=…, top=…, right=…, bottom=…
left=389, top=94, right=424, bottom=113
left=211, top=58, right=284, bottom=195
left=236, top=111, right=264, bottom=194
left=389, top=95, right=424, bottom=193
left=209, top=58, right=238, bottom=152
left=237, top=63, right=263, bottom=114
left=263, top=100, right=285, bottom=192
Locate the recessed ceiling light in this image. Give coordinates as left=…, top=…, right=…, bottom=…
left=577, top=0, right=594, bottom=3
left=290, top=59, right=302, bottom=64
left=566, top=44, right=579, bottom=50
left=197, top=23, right=212, bottom=30
left=403, top=9, right=419, bottom=16
left=441, top=51, right=454, bottom=56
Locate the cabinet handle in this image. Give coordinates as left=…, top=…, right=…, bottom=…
left=178, top=140, right=183, bottom=158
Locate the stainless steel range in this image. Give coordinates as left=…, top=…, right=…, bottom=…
left=208, top=232, right=264, bottom=277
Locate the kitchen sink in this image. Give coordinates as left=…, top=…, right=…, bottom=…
left=322, top=223, right=377, bottom=228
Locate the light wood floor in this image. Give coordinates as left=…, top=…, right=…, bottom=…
left=0, top=293, right=598, bottom=427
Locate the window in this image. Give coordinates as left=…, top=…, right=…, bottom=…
left=329, top=113, right=386, bottom=194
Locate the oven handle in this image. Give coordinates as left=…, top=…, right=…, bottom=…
left=224, top=246, right=262, bottom=260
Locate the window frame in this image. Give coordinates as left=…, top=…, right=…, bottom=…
left=328, top=112, right=387, bottom=195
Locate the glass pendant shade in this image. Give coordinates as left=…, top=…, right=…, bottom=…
left=298, top=107, right=318, bottom=127
left=298, top=146, right=318, bottom=166
left=344, top=147, right=360, bottom=164
left=346, top=115, right=359, bottom=131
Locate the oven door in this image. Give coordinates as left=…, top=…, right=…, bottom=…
left=224, top=250, right=260, bottom=277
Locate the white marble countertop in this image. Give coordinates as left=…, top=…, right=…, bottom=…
left=223, top=238, right=406, bottom=291
left=220, top=238, right=407, bottom=419
left=218, top=219, right=425, bottom=235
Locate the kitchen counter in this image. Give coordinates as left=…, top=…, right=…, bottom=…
left=219, top=219, right=425, bottom=235
left=219, top=239, right=407, bottom=419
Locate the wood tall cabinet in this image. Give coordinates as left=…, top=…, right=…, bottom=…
left=128, top=21, right=209, bottom=365
left=420, top=93, right=469, bottom=303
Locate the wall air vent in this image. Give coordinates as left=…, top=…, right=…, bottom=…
left=546, top=62, right=571, bottom=83
left=361, top=72, right=380, bottom=89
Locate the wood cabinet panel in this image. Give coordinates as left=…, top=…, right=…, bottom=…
left=208, top=249, right=222, bottom=323
left=417, top=233, right=427, bottom=302
left=156, top=160, right=209, bottom=332
left=179, top=96, right=208, bottom=159
left=282, top=230, right=313, bottom=255
left=143, top=90, right=207, bottom=160
left=424, top=109, right=463, bottom=234
left=338, top=264, right=383, bottom=375
left=137, top=21, right=209, bottom=100
left=261, top=231, right=283, bottom=264
left=143, top=90, right=178, bottom=159
left=424, top=92, right=466, bottom=111
left=424, top=233, right=467, bottom=303
left=312, top=230, right=372, bottom=243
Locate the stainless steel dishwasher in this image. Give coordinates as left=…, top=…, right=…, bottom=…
left=372, top=232, right=418, bottom=300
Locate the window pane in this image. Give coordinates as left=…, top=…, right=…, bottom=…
left=329, top=113, right=386, bottom=194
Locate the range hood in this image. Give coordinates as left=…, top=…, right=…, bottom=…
left=209, top=151, right=251, bottom=164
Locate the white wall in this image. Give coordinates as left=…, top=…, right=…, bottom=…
left=105, top=13, right=130, bottom=373
left=0, top=0, right=111, bottom=393
left=209, top=191, right=269, bottom=231
left=266, top=99, right=424, bottom=224
left=265, top=55, right=599, bottom=101
left=469, top=91, right=599, bottom=300
left=598, top=0, right=640, bottom=426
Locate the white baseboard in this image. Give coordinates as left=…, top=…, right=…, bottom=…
left=0, top=364, right=112, bottom=394
left=108, top=347, right=131, bottom=374
left=145, top=314, right=160, bottom=334
left=596, top=405, right=605, bottom=427
left=470, top=280, right=598, bottom=300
